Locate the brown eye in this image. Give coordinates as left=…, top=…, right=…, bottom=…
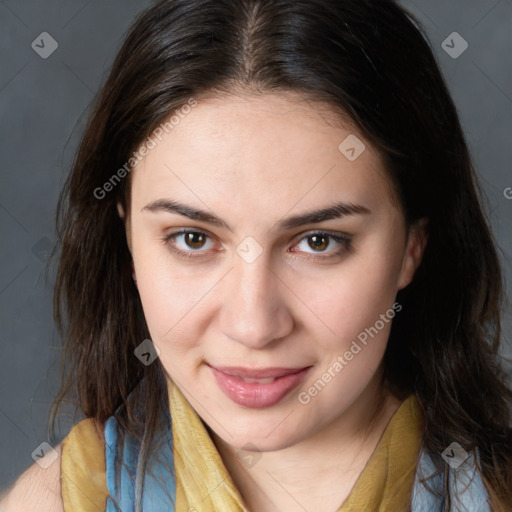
left=307, top=234, right=329, bottom=252
left=163, top=229, right=215, bottom=259
left=184, top=231, right=207, bottom=249
left=291, top=231, right=352, bottom=259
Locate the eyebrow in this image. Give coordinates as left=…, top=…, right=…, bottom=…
left=142, top=199, right=371, bottom=232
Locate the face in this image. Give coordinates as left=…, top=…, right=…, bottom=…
left=121, top=92, right=426, bottom=452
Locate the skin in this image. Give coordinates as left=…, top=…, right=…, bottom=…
left=120, top=92, right=428, bottom=511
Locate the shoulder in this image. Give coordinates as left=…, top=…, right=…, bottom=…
left=0, top=443, right=64, bottom=512
left=61, top=416, right=105, bottom=457
left=0, top=417, right=108, bottom=512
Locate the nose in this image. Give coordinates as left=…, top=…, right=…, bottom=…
left=219, top=253, right=294, bottom=349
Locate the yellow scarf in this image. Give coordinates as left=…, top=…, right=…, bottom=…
left=168, top=377, right=424, bottom=512
left=61, top=376, right=424, bottom=511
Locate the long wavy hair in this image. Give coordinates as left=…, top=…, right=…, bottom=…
left=50, top=0, right=512, bottom=510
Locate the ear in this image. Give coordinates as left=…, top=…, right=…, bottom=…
left=116, top=201, right=125, bottom=219
left=117, top=201, right=132, bottom=254
left=397, top=217, right=428, bottom=291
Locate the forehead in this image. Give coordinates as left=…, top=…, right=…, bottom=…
left=129, top=92, right=395, bottom=218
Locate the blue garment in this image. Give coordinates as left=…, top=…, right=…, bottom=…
left=103, top=409, right=491, bottom=511
left=104, top=407, right=176, bottom=511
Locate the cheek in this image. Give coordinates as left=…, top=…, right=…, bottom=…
left=297, top=256, right=400, bottom=415
left=300, top=244, right=402, bottom=352
left=131, top=237, right=206, bottom=358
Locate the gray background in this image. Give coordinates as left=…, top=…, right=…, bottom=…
left=1, top=0, right=511, bottom=493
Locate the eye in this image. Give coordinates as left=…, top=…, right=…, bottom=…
left=163, top=229, right=215, bottom=259
left=162, top=229, right=352, bottom=261
left=291, top=231, right=352, bottom=259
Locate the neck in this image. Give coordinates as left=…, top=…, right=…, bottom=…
left=208, top=366, right=402, bottom=512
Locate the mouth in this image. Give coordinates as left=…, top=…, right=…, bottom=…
left=207, top=363, right=312, bottom=408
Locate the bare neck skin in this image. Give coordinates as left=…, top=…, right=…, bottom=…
left=209, top=367, right=403, bottom=512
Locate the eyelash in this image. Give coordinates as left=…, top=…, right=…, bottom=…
left=161, top=229, right=352, bottom=262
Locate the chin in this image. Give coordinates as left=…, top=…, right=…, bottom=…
left=215, top=415, right=309, bottom=452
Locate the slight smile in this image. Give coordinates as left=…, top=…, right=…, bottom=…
left=207, top=363, right=313, bottom=408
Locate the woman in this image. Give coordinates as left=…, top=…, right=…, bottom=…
left=1, top=0, right=511, bottom=510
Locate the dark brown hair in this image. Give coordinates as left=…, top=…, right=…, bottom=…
left=51, top=0, right=512, bottom=510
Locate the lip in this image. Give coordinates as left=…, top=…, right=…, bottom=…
left=209, top=364, right=312, bottom=408
left=211, top=365, right=308, bottom=379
